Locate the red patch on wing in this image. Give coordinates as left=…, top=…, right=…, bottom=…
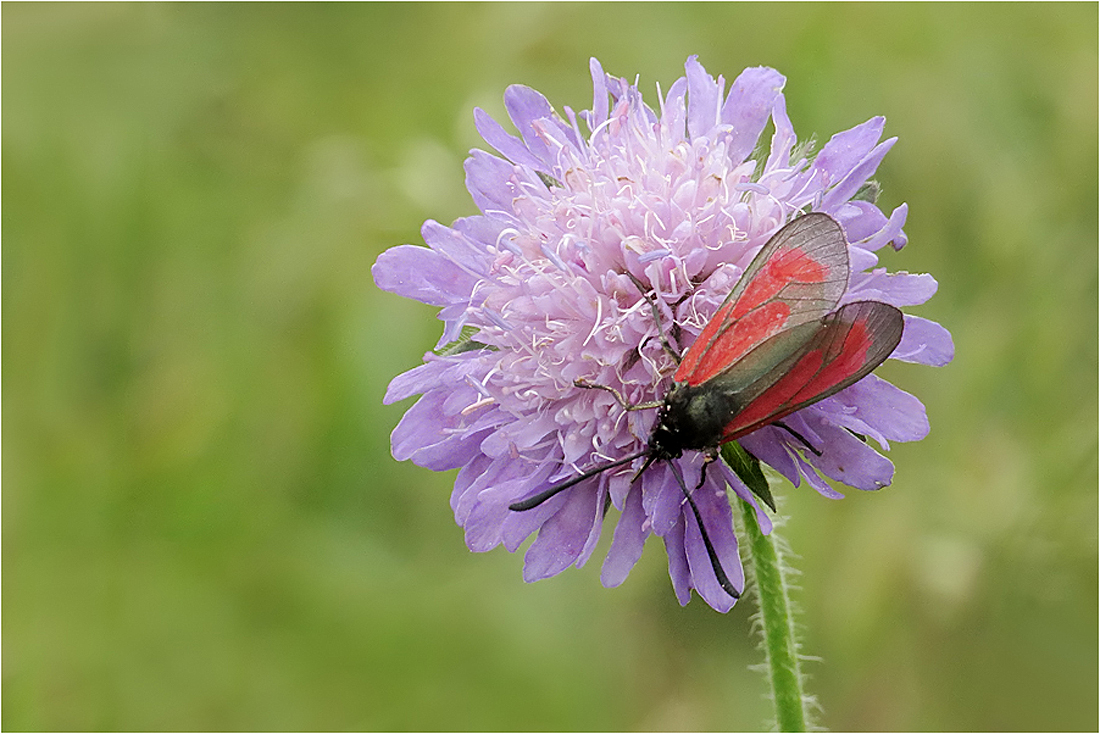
left=716, top=301, right=904, bottom=443
left=673, top=214, right=851, bottom=388
left=722, top=322, right=872, bottom=438
left=676, top=301, right=791, bottom=385
left=732, top=249, right=829, bottom=319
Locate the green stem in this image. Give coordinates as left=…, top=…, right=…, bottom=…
left=739, top=495, right=810, bottom=732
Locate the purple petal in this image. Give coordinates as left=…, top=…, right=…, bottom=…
left=372, top=244, right=476, bottom=307
left=501, top=490, right=566, bottom=552
left=741, top=427, right=801, bottom=486
left=573, top=484, right=608, bottom=569
left=532, top=111, right=586, bottom=160
left=461, top=406, right=512, bottom=439
left=462, top=460, right=555, bottom=550
left=505, top=84, right=553, bottom=129
left=792, top=452, right=846, bottom=499
left=422, top=220, right=496, bottom=279
left=451, top=454, right=492, bottom=517
left=451, top=214, right=506, bottom=251
left=391, top=392, right=490, bottom=471
left=682, top=483, right=742, bottom=611
left=464, top=149, right=518, bottom=214
left=504, top=85, right=556, bottom=167
left=715, top=461, right=773, bottom=535
left=663, top=519, right=692, bottom=606
left=560, top=105, right=585, bottom=152
left=643, top=462, right=686, bottom=535
left=833, top=200, right=886, bottom=242
left=822, top=137, right=896, bottom=212
left=605, top=468, right=633, bottom=511
left=462, top=492, right=511, bottom=551
left=390, top=391, right=447, bottom=461
left=442, top=382, right=484, bottom=415
left=435, top=306, right=470, bottom=349
left=630, top=85, right=659, bottom=127
left=813, top=117, right=885, bottom=181
left=848, top=246, right=879, bottom=274
left=686, top=55, right=721, bottom=139
left=588, top=57, right=609, bottom=129
left=765, top=94, right=796, bottom=170
left=819, top=374, right=930, bottom=444
left=661, top=77, right=688, bottom=144
left=474, top=107, right=543, bottom=169
left=384, top=359, right=450, bottom=404
left=601, top=485, right=647, bottom=587
left=411, top=428, right=488, bottom=473
left=847, top=270, right=939, bottom=307
left=480, top=411, right=558, bottom=457
left=500, top=465, right=565, bottom=551
left=894, top=315, right=955, bottom=366
left=800, top=415, right=895, bottom=490
left=721, top=66, right=786, bottom=164
left=523, top=487, right=602, bottom=581
left=863, top=203, right=909, bottom=251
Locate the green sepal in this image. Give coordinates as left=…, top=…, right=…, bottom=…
left=746, top=142, right=769, bottom=183
left=721, top=441, right=775, bottom=512
left=852, top=179, right=882, bottom=204
left=537, top=171, right=564, bottom=190
left=791, top=135, right=818, bottom=165
left=435, top=326, right=494, bottom=357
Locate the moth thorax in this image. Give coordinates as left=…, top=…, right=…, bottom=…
left=650, top=381, right=742, bottom=456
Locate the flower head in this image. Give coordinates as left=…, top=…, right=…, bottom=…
left=373, top=57, right=953, bottom=612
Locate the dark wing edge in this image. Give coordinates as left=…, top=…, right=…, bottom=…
left=719, top=300, right=905, bottom=442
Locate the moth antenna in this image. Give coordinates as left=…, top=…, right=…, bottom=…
left=623, top=270, right=682, bottom=365
left=773, top=421, right=822, bottom=456
left=573, top=379, right=661, bottom=411
left=668, top=462, right=741, bottom=600
left=509, top=448, right=649, bottom=511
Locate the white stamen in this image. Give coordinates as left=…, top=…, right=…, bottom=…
left=461, top=396, right=496, bottom=415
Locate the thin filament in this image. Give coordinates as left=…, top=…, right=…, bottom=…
left=668, top=462, right=741, bottom=599
left=509, top=448, right=650, bottom=511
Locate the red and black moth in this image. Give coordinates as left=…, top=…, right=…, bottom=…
left=509, top=213, right=905, bottom=599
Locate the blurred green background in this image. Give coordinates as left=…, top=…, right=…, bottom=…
left=4, top=3, right=1096, bottom=731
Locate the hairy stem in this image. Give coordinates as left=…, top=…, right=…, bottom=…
left=738, top=494, right=812, bottom=732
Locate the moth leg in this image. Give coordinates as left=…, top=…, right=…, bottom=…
left=773, top=420, right=822, bottom=456
left=629, top=453, right=659, bottom=484
left=668, top=461, right=740, bottom=599
left=696, top=445, right=720, bottom=490
left=573, top=379, right=661, bottom=411
left=623, top=271, right=682, bottom=365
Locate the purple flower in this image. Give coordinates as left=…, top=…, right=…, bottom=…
left=373, top=57, right=953, bottom=612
